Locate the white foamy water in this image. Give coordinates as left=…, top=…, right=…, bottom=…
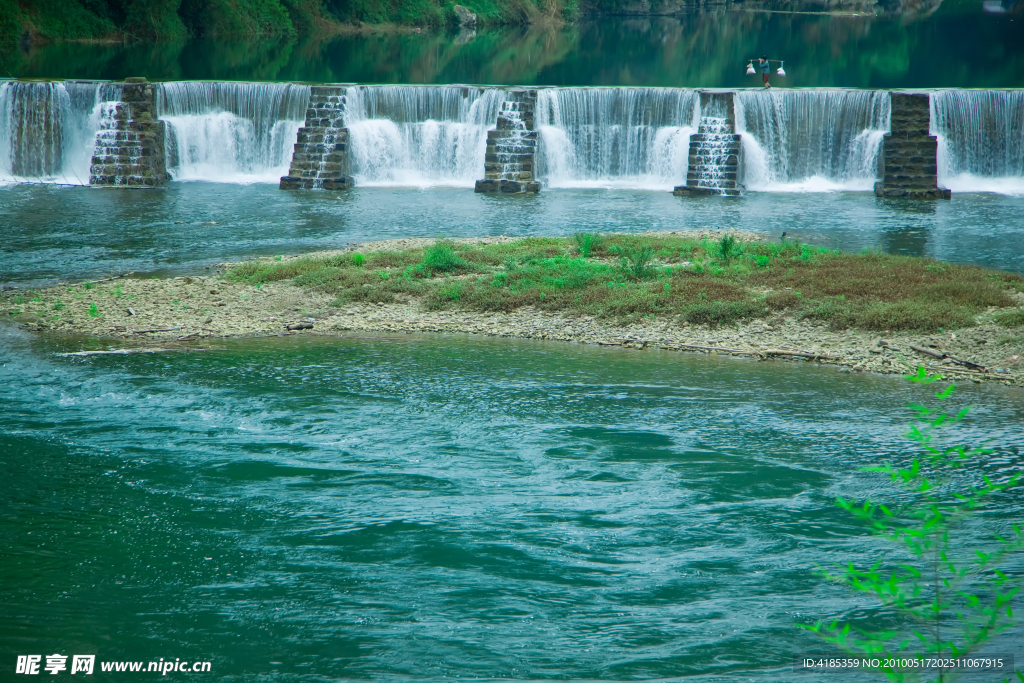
left=932, top=90, right=1024, bottom=195
left=535, top=87, right=697, bottom=190
left=158, top=82, right=310, bottom=184
left=344, top=85, right=504, bottom=187
left=0, top=80, right=112, bottom=185
left=735, top=89, right=889, bottom=192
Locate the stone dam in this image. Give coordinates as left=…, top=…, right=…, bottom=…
left=2, top=80, right=1023, bottom=198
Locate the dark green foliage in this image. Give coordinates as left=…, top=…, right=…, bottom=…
left=7, top=0, right=119, bottom=42
left=803, top=371, right=1024, bottom=680
left=717, top=233, right=739, bottom=262
left=121, top=0, right=187, bottom=39
left=419, top=240, right=468, bottom=274
left=226, top=235, right=1024, bottom=331
left=573, top=231, right=602, bottom=258
left=621, top=244, right=655, bottom=280
left=181, top=0, right=294, bottom=36
left=995, top=310, right=1024, bottom=327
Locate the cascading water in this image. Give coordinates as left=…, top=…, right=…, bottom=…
left=931, top=90, right=1024, bottom=195
left=0, top=80, right=110, bottom=185
left=535, top=88, right=698, bottom=189
left=735, top=90, right=889, bottom=192
left=344, top=85, right=504, bottom=187
left=158, top=82, right=310, bottom=183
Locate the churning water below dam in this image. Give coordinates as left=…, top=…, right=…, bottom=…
left=2, top=330, right=1023, bottom=681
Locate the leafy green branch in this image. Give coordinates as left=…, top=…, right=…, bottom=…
left=802, top=366, right=1024, bottom=683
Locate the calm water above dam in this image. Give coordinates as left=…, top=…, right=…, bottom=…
left=2, top=330, right=1023, bottom=680
left=5, top=6, right=1024, bottom=88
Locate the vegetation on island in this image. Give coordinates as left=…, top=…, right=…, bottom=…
left=226, top=234, right=1024, bottom=332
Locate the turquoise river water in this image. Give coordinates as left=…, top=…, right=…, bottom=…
left=2, top=327, right=1023, bottom=680
left=4, top=5, right=1024, bottom=668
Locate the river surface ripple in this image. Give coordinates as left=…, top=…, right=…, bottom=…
left=1, top=329, right=1022, bottom=680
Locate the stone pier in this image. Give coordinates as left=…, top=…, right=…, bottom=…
left=874, top=92, right=950, bottom=199
left=674, top=91, right=741, bottom=197
left=280, top=86, right=353, bottom=190
left=89, top=78, right=168, bottom=187
left=475, top=90, right=540, bottom=194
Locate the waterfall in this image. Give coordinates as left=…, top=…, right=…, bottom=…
left=931, top=90, right=1024, bottom=195
left=0, top=81, right=109, bottom=185
left=157, top=82, right=310, bottom=183
left=535, top=88, right=698, bottom=190
left=735, top=90, right=889, bottom=192
left=344, top=85, right=504, bottom=187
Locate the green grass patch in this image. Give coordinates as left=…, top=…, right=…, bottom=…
left=224, top=236, right=1024, bottom=331
left=995, top=310, right=1024, bottom=327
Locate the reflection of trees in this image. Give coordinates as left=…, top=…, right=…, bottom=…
left=6, top=7, right=1024, bottom=88
left=273, top=24, right=578, bottom=83
left=534, top=10, right=1023, bottom=88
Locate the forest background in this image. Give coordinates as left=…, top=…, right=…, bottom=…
left=1, top=0, right=594, bottom=47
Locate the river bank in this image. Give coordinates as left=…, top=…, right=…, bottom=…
left=6, top=231, right=1024, bottom=386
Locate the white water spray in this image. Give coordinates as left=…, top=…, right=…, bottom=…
left=344, top=85, right=504, bottom=187
left=535, top=87, right=698, bottom=190
left=931, top=90, right=1024, bottom=196
left=0, top=81, right=110, bottom=185
left=734, top=90, right=889, bottom=192
left=158, top=82, right=310, bottom=183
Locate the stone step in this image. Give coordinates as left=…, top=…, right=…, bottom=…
left=297, top=127, right=347, bottom=138
left=475, top=178, right=540, bottom=194
left=93, top=146, right=148, bottom=155
left=496, top=120, right=534, bottom=131
left=883, top=168, right=938, bottom=178
left=501, top=101, right=534, bottom=111
left=883, top=143, right=937, bottom=154
left=488, top=146, right=536, bottom=156
left=280, top=175, right=352, bottom=190
left=689, top=144, right=741, bottom=155
left=90, top=175, right=165, bottom=187
left=306, top=107, right=345, bottom=118
left=485, top=152, right=534, bottom=163
left=883, top=156, right=937, bottom=166
left=483, top=171, right=534, bottom=181
left=90, top=164, right=148, bottom=175
left=489, top=141, right=537, bottom=151
left=488, top=130, right=537, bottom=141
left=306, top=117, right=345, bottom=128
left=689, top=155, right=739, bottom=166
left=92, top=156, right=145, bottom=166
left=875, top=184, right=951, bottom=199
left=485, top=162, right=534, bottom=173
left=290, top=151, right=347, bottom=164
left=689, top=133, right=741, bottom=142
left=94, top=132, right=148, bottom=144
left=688, top=171, right=738, bottom=182
left=293, top=142, right=347, bottom=154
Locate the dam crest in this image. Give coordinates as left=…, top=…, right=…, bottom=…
left=2, top=79, right=1023, bottom=198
